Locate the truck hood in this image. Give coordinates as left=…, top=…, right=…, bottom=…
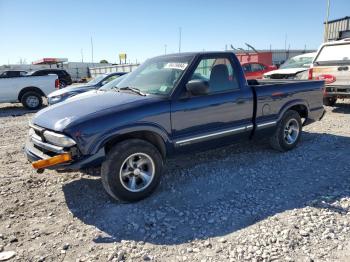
left=48, top=84, right=95, bottom=97
left=33, top=90, right=162, bottom=132
left=264, top=68, right=308, bottom=77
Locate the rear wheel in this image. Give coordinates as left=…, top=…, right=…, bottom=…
left=21, top=91, right=43, bottom=110
left=270, top=110, right=302, bottom=152
left=101, top=139, right=163, bottom=202
left=323, top=97, right=337, bottom=106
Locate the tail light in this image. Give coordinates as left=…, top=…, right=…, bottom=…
left=316, top=74, right=336, bottom=84
left=308, top=68, right=313, bottom=80
left=55, top=79, right=60, bottom=89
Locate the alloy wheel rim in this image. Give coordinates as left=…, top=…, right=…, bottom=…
left=119, top=153, right=155, bottom=192
left=284, top=119, right=299, bottom=145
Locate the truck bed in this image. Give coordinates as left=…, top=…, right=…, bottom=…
left=248, top=79, right=325, bottom=126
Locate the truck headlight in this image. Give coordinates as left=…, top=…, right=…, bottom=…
left=43, top=130, right=76, bottom=147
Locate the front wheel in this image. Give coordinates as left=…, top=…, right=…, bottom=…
left=101, top=139, right=163, bottom=202
left=270, top=110, right=302, bottom=152
left=323, top=97, right=337, bottom=107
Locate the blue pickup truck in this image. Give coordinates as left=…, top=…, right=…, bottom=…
left=25, top=52, right=325, bottom=202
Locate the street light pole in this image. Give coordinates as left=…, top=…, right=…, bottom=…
left=325, top=0, right=331, bottom=41
left=90, top=36, right=94, bottom=64
left=178, top=27, right=182, bottom=53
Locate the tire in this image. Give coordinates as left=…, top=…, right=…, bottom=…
left=59, top=81, right=67, bottom=88
left=269, top=110, right=302, bottom=152
left=21, top=91, right=43, bottom=110
left=323, top=97, right=337, bottom=107
left=101, top=139, right=163, bottom=202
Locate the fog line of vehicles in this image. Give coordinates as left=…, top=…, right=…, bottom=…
left=24, top=51, right=325, bottom=202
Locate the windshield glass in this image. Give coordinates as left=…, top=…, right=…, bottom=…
left=87, top=74, right=106, bottom=85
left=99, top=75, right=126, bottom=90
left=117, top=55, right=193, bottom=95
left=315, top=43, right=350, bottom=63
left=280, top=55, right=315, bottom=69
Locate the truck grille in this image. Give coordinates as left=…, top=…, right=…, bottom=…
left=29, top=125, right=66, bottom=157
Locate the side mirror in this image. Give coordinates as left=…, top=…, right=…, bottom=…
left=186, top=79, right=209, bottom=96
left=101, top=80, right=108, bottom=86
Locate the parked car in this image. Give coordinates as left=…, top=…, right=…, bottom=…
left=27, top=69, right=72, bottom=88
left=25, top=52, right=325, bottom=202
left=264, top=53, right=316, bottom=79
left=0, top=75, right=59, bottom=109
left=309, top=38, right=350, bottom=106
left=47, top=72, right=127, bottom=105
left=241, top=62, right=277, bottom=80
left=0, top=70, right=27, bottom=78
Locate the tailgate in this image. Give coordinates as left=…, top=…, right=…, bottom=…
left=313, top=65, right=350, bottom=86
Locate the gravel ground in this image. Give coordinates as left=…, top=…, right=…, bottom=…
left=0, top=101, right=350, bottom=262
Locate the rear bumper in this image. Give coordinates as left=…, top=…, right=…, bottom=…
left=24, top=139, right=105, bottom=171
left=324, top=85, right=350, bottom=97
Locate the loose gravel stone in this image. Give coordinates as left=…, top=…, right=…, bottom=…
left=0, top=102, right=350, bottom=261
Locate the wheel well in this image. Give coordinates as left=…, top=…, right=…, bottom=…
left=104, top=131, right=167, bottom=159
left=18, top=86, right=45, bottom=101
left=289, top=104, right=308, bottom=119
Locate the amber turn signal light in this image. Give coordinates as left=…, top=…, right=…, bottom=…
left=32, top=153, right=72, bottom=169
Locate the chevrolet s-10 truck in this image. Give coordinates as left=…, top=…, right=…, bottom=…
left=25, top=52, right=325, bottom=202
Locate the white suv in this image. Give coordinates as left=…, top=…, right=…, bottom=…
left=310, top=38, right=350, bottom=106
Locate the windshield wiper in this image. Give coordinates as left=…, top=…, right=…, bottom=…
left=119, top=86, right=147, bottom=96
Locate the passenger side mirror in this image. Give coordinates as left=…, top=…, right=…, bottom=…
left=186, top=79, right=209, bottom=96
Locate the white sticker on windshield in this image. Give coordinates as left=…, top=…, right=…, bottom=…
left=159, top=86, right=168, bottom=92
left=164, top=62, right=188, bottom=70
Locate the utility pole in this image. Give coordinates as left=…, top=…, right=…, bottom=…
left=81, top=48, right=84, bottom=63
left=178, top=27, right=182, bottom=53
left=90, top=36, right=94, bottom=64
left=284, top=34, right=287, bottom=51
left=325, top=0, right=331, bottom=41
left=164, top=44, right=167, bottom=55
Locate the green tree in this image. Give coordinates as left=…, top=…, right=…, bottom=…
left=99, top=59, right=109, bottom=64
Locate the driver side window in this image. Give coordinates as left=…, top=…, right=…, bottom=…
left=190, top=58, right=239, bottom=94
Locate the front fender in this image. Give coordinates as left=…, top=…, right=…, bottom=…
left=89, top=122, right=172, bottom=155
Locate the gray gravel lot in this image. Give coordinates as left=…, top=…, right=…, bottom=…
left=0, top=101, right=350, bottom=261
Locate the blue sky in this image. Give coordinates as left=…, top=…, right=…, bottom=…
left=0, top=0, right=349, bottom=65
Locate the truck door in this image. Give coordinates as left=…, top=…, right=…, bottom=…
left=171, top=54, right=254, bottom=148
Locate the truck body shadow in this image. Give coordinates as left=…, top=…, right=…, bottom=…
left=0, top=104, right=42, bottom=117
left=62, top=131, right=350, bottom=245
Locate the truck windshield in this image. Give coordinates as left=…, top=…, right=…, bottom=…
left=117, top=55, right=193, bottom=96
left=315, top=43, right=350, bottom=64
left=280, top=55, right=315, bottom=69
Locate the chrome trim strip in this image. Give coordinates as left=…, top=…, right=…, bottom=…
left=175, top=126, right=247, bottom=145
left=257, top=121, right=276, bottom=128
left=29, top=123, right=44, bottom=132
left=175, top=121, right=277, bottom=146
left=31, top=136, right=65, bottom=154
left=32, top=133, right=42, bottom=142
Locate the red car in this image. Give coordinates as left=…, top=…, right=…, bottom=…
left=242, top=62, right=277, bottom=80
